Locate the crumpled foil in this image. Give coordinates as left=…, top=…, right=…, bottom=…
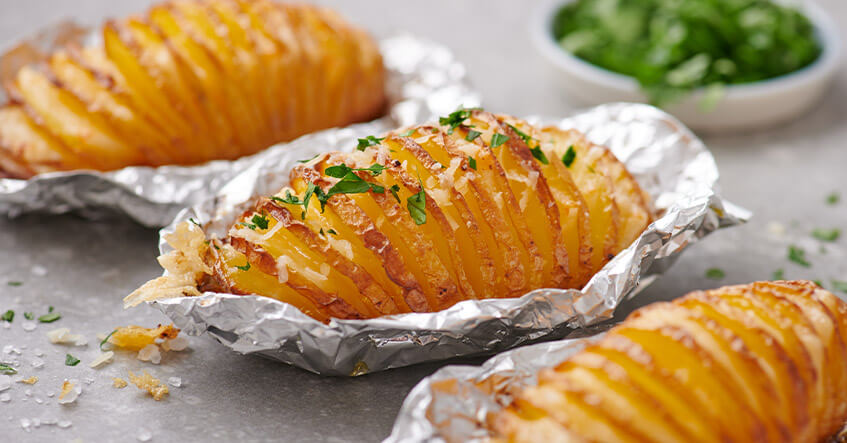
left=0, top=26, right=480, bottom=227
left=385, top=331, right=609, bottom=443
left=149, top=102, right=750, bottom=376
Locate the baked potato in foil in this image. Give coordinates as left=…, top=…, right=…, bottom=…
left=490, top=280, right=847, bottom=443
left=127, top=110, right=653, bottom=321
left=0, top=0, right=385, bottom=178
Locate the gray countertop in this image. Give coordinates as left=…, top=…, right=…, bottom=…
left=1, top=0, right=846, bottom=441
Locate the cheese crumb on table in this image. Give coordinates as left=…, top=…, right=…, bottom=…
left=112, top=378, right=128, bottom=388
left=128, top=371, right=168, bottom=400
left=18, top=376, right=38, bottom=384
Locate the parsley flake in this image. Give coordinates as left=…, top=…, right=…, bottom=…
left=235, top=262, right=251, bottom=271
left=506, top=123, right=533, bottom=144
left=327, top=229, right=337, bottom=236
left=38, top=312, right=61, bottom=323
left=490, top=133, right=509, bottom=148
left=407, top=182, right=427, bottom=225
left=188, top=218, right=201, bottom=227
left=23, top=312, right=33, bottom=320
left=100, top=330, right=117, bottom=351
left=251, top=213, right=270, bottom=230
left=530, top=146, right=549, bottom=164
left=705, top=268, right=725, bottom=280
left=399, top=129, right=416, bottom=137
left=357, top=135, right=385, bottom=151
left=826, top=192, right=840, bottom=205
left=562, top=145, right=576, bottom=167
left=7, top=281, right=22, bottom=287
left=465, top=130, right=482, bottom=142
left=787, top=245, right=811, bottom=267
left=0, top=363, right=16, bottom=375
left=1, top=310, right=13, bottom=322
left=65, top=354, right=80, bottom=367
left=772, top=269, right=785, bottom=280
left=439, top=108, right=475, bottom=134
left=297, top=154, right=320, bottom=163
left=468, top=156, right=477, bottom=170
left=832, top=280, right=847, bottom=293
left=389, top=184, right=402, bottom=204
left=812, top=228, right=840, bottom=242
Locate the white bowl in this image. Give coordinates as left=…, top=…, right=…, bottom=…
left=531, top=0, right=841, bottom=133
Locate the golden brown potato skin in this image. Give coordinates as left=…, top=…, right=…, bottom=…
left=140, top=111, right=651, bottom=321
left=0, top=0, right=385, bottom=178
left=491, top=280, right=847, bottom=443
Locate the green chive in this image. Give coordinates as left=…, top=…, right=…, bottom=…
left=562, top=145, right=576, bottom=167
left=705, top=268, right=725, bottom=280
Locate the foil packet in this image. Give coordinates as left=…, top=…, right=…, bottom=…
left=0, top=25, right=480, bottom=227
left=147, top=103, right=750, bottom=376
left=386, top=332, right=608, bottom=442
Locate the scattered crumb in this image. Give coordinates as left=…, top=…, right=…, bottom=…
left=31, top=265, right=48, bottom=277
left=21, top=321, right=36, bottom=332
left=18, top=376, right=37, bottom=385
left=137, top=427, right=153, bottom=442
left=89, top=351, right=115, bottom=369
left=128, top=371, right=168, bottom=401
left=112, top=378, right=128, bottom=389
left=46, top=328, right=87, bottom=346
left=167, top=376, right=182, bottom=387
left=109, top=324, right=180, bottom=351
left=137, top=344, right=162, bottom=365
left=161, top=336, right=189, bottom=352
left=58, top=380, right=81, bottom=404
left=766, top=221, right=786, bottom=237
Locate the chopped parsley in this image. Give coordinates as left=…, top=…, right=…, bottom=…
left=562, top=145, right=576, bottom=167
left=772, top=269, right=785, bottom=280
left=407, top=182, right=427, bottom=225
left=814, top=280, right=824, bottom=288
left=271, top=191, right=302, bottom=206
left=23, top=312, right=33, bottom=320
left=100, top=330, right=117, bottom=351
left=812, top=228, right=840, bottom=242
left=0, top=363, right=16, bottom=375
left=7, top=281, right=22, bottom=287
left=239, top=221, right=258, bottom=230
left=235, top=262, right=251, bottom=271
left=388, top=184, right=402, bottom=204
left=832, top=280, right=847, bottom=294
left=38, top=312, right=61, bottom=323
left=188, top=218, right=201, bottom=227
left=468, top=156, right=477, bottom=170
left=439, top=108, right=475, bottom=134
left=826, top=192, right=840, bottom=205
left=490, top=133, right=509, bottom=148
left=1, top=310, right=13, bottom=322
left=65, top=354, right=80, bottom=367
left=327, top=229, right=337, bottom=236
left=530, top=146, right=549, bottom=164
left=251, top=213, right=270, bottom=230
left=325, top=163, right=386, bottom=178
left=465, top=130, right=482, bottom=142
left=506, top=124, right=533, bottom=144
left=704, top=268, right=725, bottom=280
left=399, top=129, right=416, bottom=137
left=297, top=154, right=320, bottom=163
left=787, top=245, right=811, bottom=267
left=356, top=135, right=385, bottom=151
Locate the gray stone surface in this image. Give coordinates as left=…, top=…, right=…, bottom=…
left=0, top=0, right=845, bottom=441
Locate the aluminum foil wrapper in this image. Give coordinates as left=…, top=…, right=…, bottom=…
left=386, top=331, right=609, bottom=443
left=148, top=103, right=750, bottom=376
left=0, top=25, right=480, bottom=227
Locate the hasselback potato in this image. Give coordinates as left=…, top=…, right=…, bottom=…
left=127, top=110, right=652, bottom=321
left=491, top=280, right=847, bottom=443
left=0, top=0, right=385, bottom=178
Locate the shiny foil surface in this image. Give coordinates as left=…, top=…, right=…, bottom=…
left=386, top=331, right=609, bottom=442
left=150, top=103, right=750, bottom=376
left=0, top=28, right=480, bottom=227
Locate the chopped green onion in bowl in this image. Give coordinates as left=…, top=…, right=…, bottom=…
left=551, top=0, right=822, bottom=107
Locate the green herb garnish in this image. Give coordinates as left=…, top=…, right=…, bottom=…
left=38, top=312, right=61, bottom=323
left=407, top=183, right=427, bottom=225
left=490, top=133, right=509, bottom=148
left=832, top=280, right=847, bottom=294
left=772, top=269, right=785, bottom=280
left=530, top=146, right=549, bottom=164
left=1, top=310, right=13, bottom=322
left=812, top=228, right=840, bottom=242
left=100, top=330, right=117, bottom=351
left=705, top=268, right=725, bottom=280
left=468, top=156, right=477, bottom=170
left=327, top=229, right=337, bottom=236
left=7, top=281, right=22, bottom=287
left=465, top=130, right=482, bottom=142
left=439, top=108, right=475, bottom=134
left=65, top=354, right=80, bottom=367
left=0, top=363, right=16, bottom=375
left=235, top=262, right=251, bottom=271
left=562, top=145, right=576, bottom=167
left=188, top=218, right=201, bottom=227
left=399, top=129, right=416, bottom=137
left=506, top=124, right=533, bottom=145
left=356, top=135, right=385, bottom=151
left=388, top=184, right=402, bottom=204
left=826, top=192, right=840, bottom=205
left=23, top=312, right=33, bottom=320
left=251, top=213, right=270, bottom=230
left=297, top=154, right=320, bottom=163
left=787, top=245, right=811, bottom=267
left=551, top=0, right=822, bottom=107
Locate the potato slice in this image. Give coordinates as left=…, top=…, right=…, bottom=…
left=0, top=106, right=84, bottom=175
